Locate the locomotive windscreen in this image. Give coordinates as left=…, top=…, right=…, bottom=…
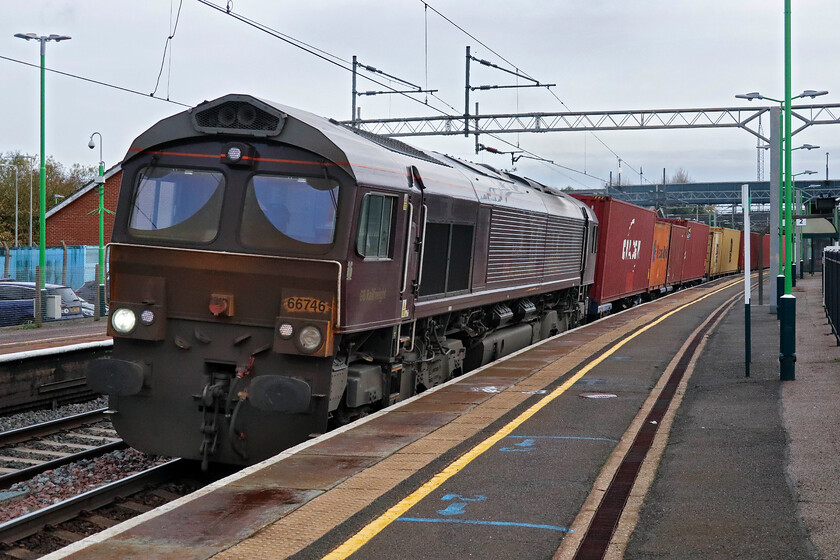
left=129, top=167, right=225, bottom=243
left=240, top=175, right=339, bottom=248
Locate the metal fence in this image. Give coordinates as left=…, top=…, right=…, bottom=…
left=826, top=246, right=840, bottom=346
left=0, top=245, right=107, bottom=327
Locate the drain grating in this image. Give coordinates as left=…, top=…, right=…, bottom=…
left=572, top=300, right=731, bottom=560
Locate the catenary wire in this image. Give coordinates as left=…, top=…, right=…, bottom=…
left=151, top=0, right=185, bottom=98
left=0, top=55, right=191, bottom=107
left=420, top=0, right=652, bottom=185
left=195, top=0, right=601, bottom=183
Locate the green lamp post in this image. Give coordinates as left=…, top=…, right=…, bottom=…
left=14, top=32, right=71, bottom=323
left=87, top=132, right=107, bottom=318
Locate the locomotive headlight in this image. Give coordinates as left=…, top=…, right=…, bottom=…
left=221, top=142, right=255, bottom=167
left=140, top=309, right=155, bottom=325
left=278, top=323, right=294, bottom=339
left=111, top=308, right=137, bottom=334
left=226, top=146, right=242, bottom=162
left=298, top=325, right=323, bottom=353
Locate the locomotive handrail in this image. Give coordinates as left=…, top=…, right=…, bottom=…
left=416, top=204, right=429, bottom=292
left=401, top=202, right=414, bottom=294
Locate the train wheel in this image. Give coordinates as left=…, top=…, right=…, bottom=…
left=329, top=399, right=370, bottom=429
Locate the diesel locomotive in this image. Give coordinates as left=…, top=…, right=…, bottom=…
left=87, top=94, right=599, bottom=467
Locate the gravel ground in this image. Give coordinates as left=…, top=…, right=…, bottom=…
left=0, top=397, right=108, bottom=433
left=0, top=447, right=170, bottom=523
left=0, top=398, right=171, bottom=525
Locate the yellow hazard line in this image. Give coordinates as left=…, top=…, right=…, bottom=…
left=322, top=277, right=743, bottom=559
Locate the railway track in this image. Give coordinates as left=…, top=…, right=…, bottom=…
left=0, top=459, right=191, bottom=556
left=0, top=409, right=124, bottom=490
left=0, top=408, right=234, bottom=559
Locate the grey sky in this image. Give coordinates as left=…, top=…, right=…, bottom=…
left=2, top=1, right=839, bottom=190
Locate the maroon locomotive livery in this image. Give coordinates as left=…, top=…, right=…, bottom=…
left=87, top=95, right=598, bottom=466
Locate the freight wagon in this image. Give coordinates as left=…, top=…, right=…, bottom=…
left=649, top=220, right=671, bottom=291
left=662, top=218, right=709, bottom=284
left=571, top=195, right=655, bottom=315
left=665, top=221, right=688, bottom=285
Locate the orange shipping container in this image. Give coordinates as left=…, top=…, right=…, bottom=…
left=649, top=221, right=671, bottom=289
left=719, top=227, right=741, bottom=274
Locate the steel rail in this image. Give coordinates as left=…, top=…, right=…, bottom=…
left=0, top=440, right=126, bottom=490
left=0, top=408, right=108, bottom=446
left=0, top=459, right=185, bottom=544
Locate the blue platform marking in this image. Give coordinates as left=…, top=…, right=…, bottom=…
left=440, top=493, right=487, bottom=502
left=438, top=494, right=486, bottom=515
left=438, top=502, right=468, bottom=515
left=397, top=517, right=572, bottom=532
left=505, top=435, right=618, bottom=443
left=499, top=438, right=536, bottom=452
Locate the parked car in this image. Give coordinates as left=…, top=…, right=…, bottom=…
left=0, top=280, right=86, bottom=322
left=0, top=281, right=35, bottom=326
left=74, top=279, right=109, bottom=314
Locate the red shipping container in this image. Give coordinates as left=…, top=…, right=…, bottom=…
left=662, top=218, right=710, bottom=282
left=737, top=231, right=762, bottom=270
left=650, top=221, right=671, bottom=290
left=750, top=232, right=760, bottom=269
left=571, top=195, right=655, bottom=308
left=666, top=223, right=688, bottom=284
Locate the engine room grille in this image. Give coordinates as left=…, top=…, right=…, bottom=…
left=344, top=126, right=449, bottom=167
left=193, top=101, right=283, bottom=135
left=487, top=208, right=584, bottom=284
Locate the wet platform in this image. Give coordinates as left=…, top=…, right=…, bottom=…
left=44, top=273, right=840, bottom=560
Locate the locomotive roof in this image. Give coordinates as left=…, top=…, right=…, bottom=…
left=125, top=94, right=593, bottom=221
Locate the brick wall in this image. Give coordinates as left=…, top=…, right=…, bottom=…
left=45, top=170, right=122, bottom=246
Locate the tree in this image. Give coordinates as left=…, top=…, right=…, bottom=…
left=0, top=151, right=95, bottom=246
left=669, top=168, right=693, bottom=184
left=602, top=175, right=636, bottom=189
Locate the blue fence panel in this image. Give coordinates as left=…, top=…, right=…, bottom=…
left=825, top=247, right=840, bottom=346
left=0, top=245, right=103, bottom=290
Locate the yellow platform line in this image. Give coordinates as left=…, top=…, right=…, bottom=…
left=322, top=277, right=742, bottom=559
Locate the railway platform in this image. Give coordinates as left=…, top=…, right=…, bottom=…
left=43, top=273, right=840, bottom=560
left=0, top=320, right=109, bottom=358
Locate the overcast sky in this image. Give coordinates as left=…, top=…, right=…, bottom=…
left=2, top=1, right=839, bottom=190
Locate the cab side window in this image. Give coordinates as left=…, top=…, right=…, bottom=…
left=419, top=223, right=473, bottom=297
left=356, top=193, right=396, bottom=259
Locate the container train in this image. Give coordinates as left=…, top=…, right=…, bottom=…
left=86, top=94, right=766, bottom=467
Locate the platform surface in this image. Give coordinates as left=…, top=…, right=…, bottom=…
left=0, top=319, right=108, bottom=357
left=43, top=274, right=840, bottom=560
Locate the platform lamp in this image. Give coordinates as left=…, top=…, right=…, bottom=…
left=735, top=91, right=827, bottom=279
left=88, top=132, right=107, bottom=319
left=14, top=32, right=71, bottom=324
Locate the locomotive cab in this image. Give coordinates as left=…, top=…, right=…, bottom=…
left=89, top=98, right=359, bottom=466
